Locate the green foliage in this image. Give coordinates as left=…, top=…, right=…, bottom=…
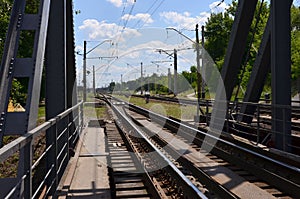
left=204, top=1, right=300, bottom=96
left=204, top=11, right=233, bottom=70
left=0, top=0, right=13, bottom=58
left=11, top=78, right=27, bottom=105
left=291, top=6, right=300, bottom=80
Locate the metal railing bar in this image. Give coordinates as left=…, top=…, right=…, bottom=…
left=56, top=143, right=67, bottom=161
left=0, top=120, right=53, bottom=162
left=44, top=174, right=56, bottom=197
left=57, top=127, right=68, bottom=141
left=32, top=143, right=53, bottom=170
left=32, top=165, right=54, bottom=199
left=0, top=101, right=83, bottom=163
left=5, top=173, right=28, bottom=199
left=56, top=153, right=68, bottom=177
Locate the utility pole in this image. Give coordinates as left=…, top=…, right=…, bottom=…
left=93, top=65, right=95, bottom=96
left=196, top=24, right=201, bottom=118
left=121, top=74, right=123, bottom=93
left=83, top=40, right=87, bottom=101
left=168, top=68, right=171, bottom=94
left=201, top=25, right=205, bottom=99
left=174, top=49, right=178, bottom=96
left=141, top=62, right=143, bottom=95
left=156, top=64, right=159, bottom=94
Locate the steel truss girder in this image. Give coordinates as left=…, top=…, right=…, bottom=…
left=220, top=0, right=258, bottom=101
left=45, top=0, right=77, bottom=196
left=0, top=0, right=51, bottom=198
left=271, top=0, right=292, bottom=151
left=238, top=0, right=292, bottom=151
left=239, top=17, right=271, bottom=123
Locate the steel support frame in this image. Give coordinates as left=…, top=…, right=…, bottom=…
left=45, top=0, right=75, bottom=195
left=66, top=0, right=78, bottom=147
left=0, top=0, right=50, bottom=197
left=220, top=0, right=258, bottom=101
left=240, top=0, right=293, bottom=126
left=271, top=0, right=292, bottom=151
left=239, top=18, right=271, bottom=123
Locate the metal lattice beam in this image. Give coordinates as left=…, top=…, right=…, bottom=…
left=220, top=0, right=258, bottom=101
left=271, top=0, right=292, bottom=151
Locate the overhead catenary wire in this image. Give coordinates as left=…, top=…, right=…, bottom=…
left=112, top=0, right=136, bottom=57
left=111, top=0, right=226, bottom=73
left=135, top=0, right=165, bottom=30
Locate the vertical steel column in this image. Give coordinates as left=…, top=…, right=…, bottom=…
left=196, top=24, right=201, bottom=118
left=240, top=0, right=293, bottom=124
left=45, top=0, right=67, bottom=195
left=83, top=41, right=87, bottom=101
left=201, top=25, right=205, bottom=99
left=66, top=0, right=77, bottom=108
left=271, top=0, right=292, bottom=151
left=141, top=62, right=143, bottom=95
left=66, top=0, right=78, bottom=147
left=93, top=65, right=95, bottom=96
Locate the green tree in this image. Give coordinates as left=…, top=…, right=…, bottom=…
left=0, top=0, right=13, bottom=58
left=204, top=11, right=233, bottom=70
left=204, top=0, right=270, bottom=98
left=291, top=5, right=300, bottom=80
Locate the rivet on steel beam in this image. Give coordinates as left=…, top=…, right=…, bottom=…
left=8, top=58, right=14, bottom=76
left=16, top=14, right=22, bottom=29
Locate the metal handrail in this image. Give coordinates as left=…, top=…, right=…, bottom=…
left=0, top=101, right=83, bottom=162
left=0, top=101, right=84, bottom=198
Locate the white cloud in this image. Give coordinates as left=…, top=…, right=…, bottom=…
left=106, top=0, right=136, bottom=8
left=159, top=1, right=228, bottom=30
left=209, top=1, right=228, bottom=13
left=121, top=13, right=154, bottom=25
left=79, top=19, right=141, bottom=41
left=160, top=11, right=208, bottom=30
left=106, top=0, right=122, bottom=7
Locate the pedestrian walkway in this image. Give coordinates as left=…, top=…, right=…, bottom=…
left=57, top=124, right=111, bottom=198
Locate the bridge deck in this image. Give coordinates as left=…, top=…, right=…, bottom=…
left=56, top=125, right=111, bottom=198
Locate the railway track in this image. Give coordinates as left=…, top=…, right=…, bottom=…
left=103, top=97, right=207, bottom=198
left=124, top=94, right=300, bottom=154
left=100, top=94, right=300, bottom=198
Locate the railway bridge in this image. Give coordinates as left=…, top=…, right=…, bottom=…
left=0, top=0, right=298, bottom=198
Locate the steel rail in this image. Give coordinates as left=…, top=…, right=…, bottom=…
left=125, top=109, right=239, bottom=198
left=109, top=99, right=208, bottom=199
left=126, top=102, right=300, bottom=197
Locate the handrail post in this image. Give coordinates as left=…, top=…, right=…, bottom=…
left=257, top=103, right=260, bottom=145
left=226, top=101, right=229, bottom=133
left=206, top=100, right=209, bottom=125
left=23, top=141, right=33, bottom=199
left=46, top=121, right=58, bottom=195
left=80, top=102, right=84, bottom=133
left=283, top=107, right=286, bottom=152
left=67, top=113, right=70, bottom=160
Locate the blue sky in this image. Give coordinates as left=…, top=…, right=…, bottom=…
left=73, top=0, right=234, bottom=88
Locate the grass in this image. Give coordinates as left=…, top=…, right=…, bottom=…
left=116, top=95, right=197, bottom=121
left=38, top=106, right=45, bottom=118
left=84, top=105, right=107, bottom=119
